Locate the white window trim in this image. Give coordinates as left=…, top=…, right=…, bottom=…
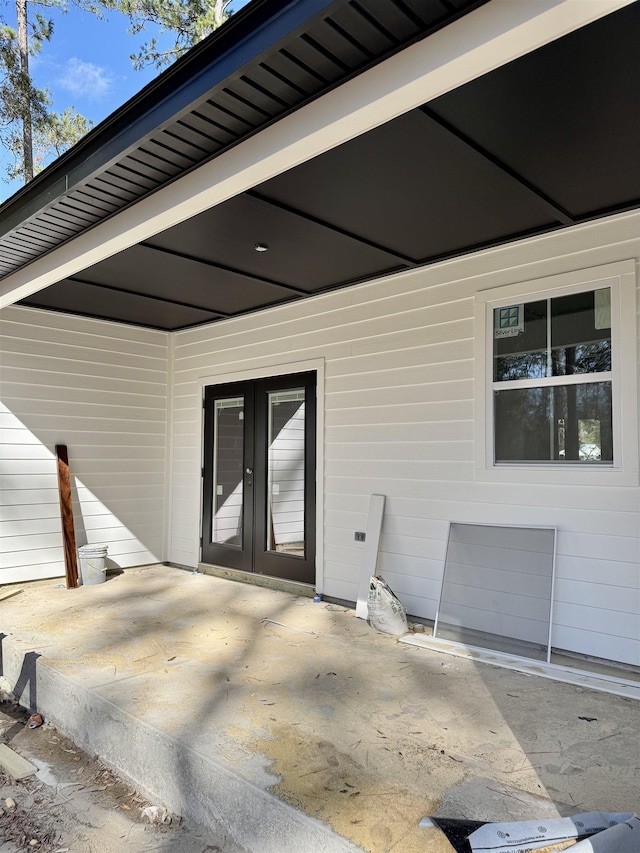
left=474, top=260, right=638, bottom=486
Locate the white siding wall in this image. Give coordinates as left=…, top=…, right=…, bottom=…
left=169, top=211, right=640, bottom=668
left=0, top=307, right=169, bottom=584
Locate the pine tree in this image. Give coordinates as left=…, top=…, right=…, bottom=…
left=105, top=0, right=231, bottom=69
left=1, top=0, right=233, bottom=186
left=0, top=2, right=93, bottom=184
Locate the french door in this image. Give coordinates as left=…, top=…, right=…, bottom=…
left=202, top=372, right=316, bottom=584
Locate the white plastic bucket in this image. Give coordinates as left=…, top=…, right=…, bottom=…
left=78, top=544, right=108, bottom=585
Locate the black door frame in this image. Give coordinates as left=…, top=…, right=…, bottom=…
left=201, top=371, right=316, bottom=583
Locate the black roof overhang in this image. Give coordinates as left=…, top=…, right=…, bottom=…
left=2, top=0, right=640, bottom=331
left=1, top=0, right=490, bottom=278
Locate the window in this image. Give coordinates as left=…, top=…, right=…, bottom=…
left=474, top=260, right=638, bottom=483
left=493, top=288, right=612, bottom=463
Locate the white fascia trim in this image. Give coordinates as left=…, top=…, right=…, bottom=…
left=1, top=0, right=634, bottom=308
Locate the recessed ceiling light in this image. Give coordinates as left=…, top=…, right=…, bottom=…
left=254, top=243, right=269, bottom=253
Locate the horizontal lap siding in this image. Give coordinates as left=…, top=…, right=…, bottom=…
left=169, top=212, right=639, bottom=666
left=0, top=307, right=169, bottom=584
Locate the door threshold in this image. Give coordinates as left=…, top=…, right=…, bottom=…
left=197, top=563, right=315, bottom=597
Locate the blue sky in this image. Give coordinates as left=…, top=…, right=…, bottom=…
left=0, top=0, right=247, bottom=202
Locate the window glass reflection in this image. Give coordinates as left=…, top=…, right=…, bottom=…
left=212, top=397, right=244, bottom=545
left=494, top=289, right=611, bottom=381
left=494, top=382, right=612, bottom=463
left=267, top=389, right=306, bottom=556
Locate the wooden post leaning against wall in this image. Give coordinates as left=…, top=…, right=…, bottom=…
left=55, top=444, right=79, bottom=588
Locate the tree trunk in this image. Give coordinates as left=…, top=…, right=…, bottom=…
left=16, top=0, right=34, bottom=183
left=213, top=0, right=226, bottom=28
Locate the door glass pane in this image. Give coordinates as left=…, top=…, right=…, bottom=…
left=267, top=389, right=305, bottom=556
left=494, top=382, right=612, bottom=463
left=212, top=396, right=244, bottom=545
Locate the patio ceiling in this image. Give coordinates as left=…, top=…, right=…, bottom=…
left=3, top=0, right=640, bottom=331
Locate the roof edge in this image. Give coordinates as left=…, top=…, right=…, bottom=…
left=0, top=0, right=333, bottom=233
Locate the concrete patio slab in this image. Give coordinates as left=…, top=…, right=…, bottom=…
left=1, top=565, right=638, bottom=853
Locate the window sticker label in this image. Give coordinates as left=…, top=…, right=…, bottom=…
left=495, top=304, right=524, bottom=338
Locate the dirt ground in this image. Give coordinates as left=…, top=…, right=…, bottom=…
left=0, top=702, right=247, bottom=853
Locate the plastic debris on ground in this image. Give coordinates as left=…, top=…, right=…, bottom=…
left=0, top=676, right=14, bottom=702
left=367, top=575, right=408, bottom=635
left=419, top=812, right=640, bottom=853
left=141, top=805, right=170, bottom=824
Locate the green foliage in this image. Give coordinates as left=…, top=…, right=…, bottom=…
left=1, top=0, right=231, bottom=186
left=0, top=2, right=94, bottom=184
left=0, top=22, right=49, bottom=127
left=3, top=104, right=93, bottom=181
left=40, top=106, right=92, bottom=157
left=105, top=0, right=231, bottom=69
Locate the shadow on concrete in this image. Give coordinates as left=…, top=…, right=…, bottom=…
left=1, top=568, right=638, bottom=853
left=1, top=636, right=40, bottom=715
left=11, top=651, right=41, bottom=715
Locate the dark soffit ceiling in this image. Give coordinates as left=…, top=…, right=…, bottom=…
left=6, top=1, right=640, bottom=331
left=0, top=0, right=487, bottom=277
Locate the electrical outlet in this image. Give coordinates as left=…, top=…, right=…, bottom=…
left=354, top=531, right=366, bottom=542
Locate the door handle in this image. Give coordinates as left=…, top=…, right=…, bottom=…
left=246, top=467, right=253, bottom=474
